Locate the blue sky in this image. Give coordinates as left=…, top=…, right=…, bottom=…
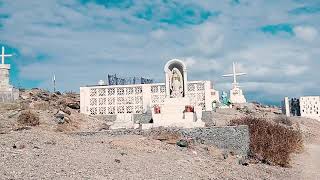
left=0, top=0, right=320, bottom=105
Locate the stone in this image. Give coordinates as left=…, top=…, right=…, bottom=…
left=66, top=102, right=80, bottom=109
left=54, top=111, right=66, bottom=124
left=222, top=151, right=229, bottom=159
left=239, top=157, right=249, bottom=166
left=176, top=139, right=188, bottom=147
left=61, top=108, right=71, bottom=115
left=64, top=116, right=71, bottom=123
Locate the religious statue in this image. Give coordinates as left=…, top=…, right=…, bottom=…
left=170, top=68, right=183, bottom=98
left=221, top=91, right=231, bottom=106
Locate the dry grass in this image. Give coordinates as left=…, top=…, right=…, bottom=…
left=230, top=116, right=303, bottom=167
left=17, top=110, right=40, bottom=126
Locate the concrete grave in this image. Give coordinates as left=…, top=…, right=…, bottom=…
left=80, top=59, right=220, bottom=129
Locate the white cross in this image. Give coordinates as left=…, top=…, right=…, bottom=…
left=222, top=62, right=246, bottom=88
left=1, top=46, right=13, bottom=65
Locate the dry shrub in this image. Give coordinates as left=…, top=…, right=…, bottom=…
left=230, top=116, right=303, bottom=167
left=17, top=110, right=40, bottom=126
left=274, top=115, right=293, bottom=126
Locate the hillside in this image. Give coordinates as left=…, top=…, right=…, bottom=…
left=0, top=89, right=320, bottom=179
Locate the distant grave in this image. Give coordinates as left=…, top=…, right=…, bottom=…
left=222, top=62, right=247, bottom=104
left=0, top=46, right=19, bottom=103
left=283, top=96, right=320, bottom=121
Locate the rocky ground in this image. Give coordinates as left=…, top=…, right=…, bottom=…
left=0, top=89, right=320, bottom=179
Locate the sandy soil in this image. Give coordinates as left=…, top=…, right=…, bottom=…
left=0, top=129, right=303, bottom=180
left=300, top=144, right=320, bottom=179
left=290, top=117, right=320, bottom=180
left=1, top=96, right=320, bottom=179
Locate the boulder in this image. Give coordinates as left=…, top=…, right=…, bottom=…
left=67, top=102, right=80, bottom=109
left=54, top=111, right=66, bottom=124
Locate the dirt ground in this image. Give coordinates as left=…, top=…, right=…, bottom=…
left=290, top=117, right=320, bottom=180
left=1, top=117, right=319, bottom=180
left=0, top=129, right=305, bottom=180
left=1, top=92, right=320, bottom=179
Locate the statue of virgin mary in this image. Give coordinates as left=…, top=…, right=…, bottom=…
left=170, top=68, right=183, bottom=98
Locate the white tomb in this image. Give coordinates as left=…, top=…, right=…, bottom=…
left=300, top=96, right=320, bottom=121
left=0, top=46, right=18, bottom=102
left=80, top=59, right=220, bottom=128
left=222, top=62, right=247, bottom=104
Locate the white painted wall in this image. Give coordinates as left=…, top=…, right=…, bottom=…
left=80, top=80, right=217, bottom=115
left=300, top=96, right=320, bottom=121
left=0, top=64, right=11, bottom=91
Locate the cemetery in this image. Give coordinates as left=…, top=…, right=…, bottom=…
left=80, top=59, right=249, bottom=130
left=0, top=47, right=319, bottom=179
left=2, top=0, right=320, bottom=178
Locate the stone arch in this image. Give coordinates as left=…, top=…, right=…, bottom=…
left=164, top=59, right=188, bottom=97
left=164, top=59, right=187, bottom=73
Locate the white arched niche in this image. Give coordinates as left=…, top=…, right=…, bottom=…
left=164, top=59, right=188, bottom=98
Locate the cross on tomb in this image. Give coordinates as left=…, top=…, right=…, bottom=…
left=222, top=62, right=246, bottom=88
left=1, top=46, right=13, bottom=65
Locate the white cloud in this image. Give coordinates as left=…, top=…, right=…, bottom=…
left=150, top=29, right=166, bottom=40
left=294, top=26, right=318, bottom=42
left=0, top=0, right=320, bottom=104
left=284, top=64, right=308, bottom=76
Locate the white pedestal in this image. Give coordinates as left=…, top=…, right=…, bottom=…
left=151, top=97, right=205, bottom=129
left=230, top=87, right=246, bottom=104
left=0, top=64, right=11, bottom=91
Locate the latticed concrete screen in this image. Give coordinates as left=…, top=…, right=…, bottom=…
left=81, top=81, right=209, bottom=116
